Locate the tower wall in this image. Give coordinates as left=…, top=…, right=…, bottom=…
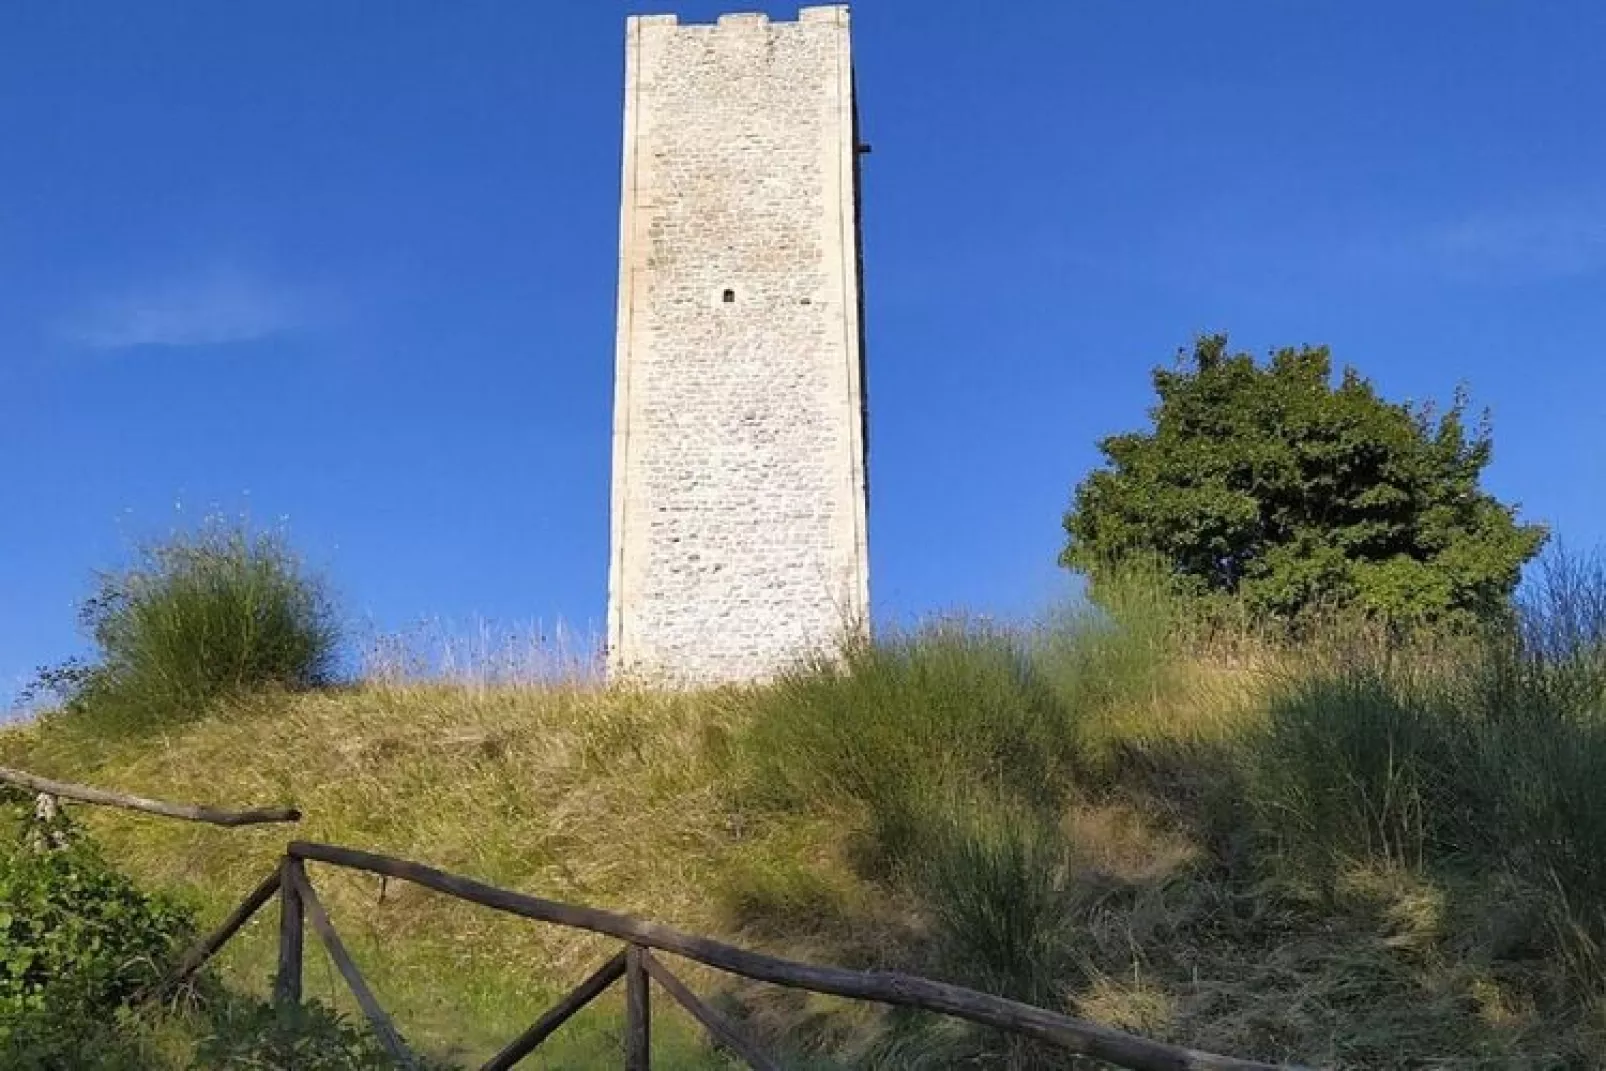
left=607, top=6, right=869, bottom=683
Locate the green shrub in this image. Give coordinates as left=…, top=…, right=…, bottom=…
left=0, top=805, right=194, bottom=1064
left=0, top=1012, right=157, bottom=1071
left=48, top=521, right=340, bottom=733
left=191, top=996, right=454, bottom=1070
left=1061, top=335, right=1548, bottom=630
left=0, top=797, right=444, bottom=1068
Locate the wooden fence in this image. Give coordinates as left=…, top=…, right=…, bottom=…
left=3, top=767, right=1295, bottom=1070
left=164, top=843, right=1290, bottom=1071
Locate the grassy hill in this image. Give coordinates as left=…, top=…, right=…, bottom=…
left=4, top=683, right=752, bottom=1067
left=7, top=578, right=1606, bottom=1068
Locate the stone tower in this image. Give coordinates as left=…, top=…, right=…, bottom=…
left=607, top=6, right=870, bottom=683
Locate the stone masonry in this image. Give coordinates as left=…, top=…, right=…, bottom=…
left=607, top=6, right=870, bottom=683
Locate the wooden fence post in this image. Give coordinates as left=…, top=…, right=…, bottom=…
left=638, top=949, right=779, bottom=1071
left=275, top=857, right=305, bottom=1006
left=626, top=944, right=650, bottom=1070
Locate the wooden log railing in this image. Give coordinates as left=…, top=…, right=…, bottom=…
left=155, top=841, right=1299, bottom=1071
left=0, top=765, right=301, bottom=827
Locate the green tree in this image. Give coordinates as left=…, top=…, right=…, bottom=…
left=1061, top=335, right=1547, bottom=628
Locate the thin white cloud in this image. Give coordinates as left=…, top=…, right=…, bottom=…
left=1423, top=201, right=1606, bottom=282
left=62, top=267, right=316, bottom=350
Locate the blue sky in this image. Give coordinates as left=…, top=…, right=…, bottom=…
left=3, top=2, right=1604, bottom=699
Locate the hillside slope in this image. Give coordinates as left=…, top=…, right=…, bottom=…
left=3, top=684, right=762, bottom=1067
left=5, top=636, right=1603, bottom=1069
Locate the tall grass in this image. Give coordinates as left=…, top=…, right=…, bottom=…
left=49, top=521, right=340, bottom=735
left=735, top=623, right=1074, bottom=872
left=1476, top=549, right=1606, bottom=947
left=918, top=800, right=1075, bottom=1007
left=1250, top=664, right=1475, bottom=874
left=1030, top=563, right=1183, bottom=762
left=725, top=555, right=1606, bottom=1065
left=726, top=575, right=1192, bottom=1065
left=1252, top=546, right=1606, bottom=958
left=357, top=616, right=602, bottom=690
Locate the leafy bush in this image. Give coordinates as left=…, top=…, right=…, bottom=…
left=192, top=996, right=455, bottom=1070
left=0, top=797, right=446, bottom=1068
left=0, top=1013, right=156, bottom=1071
left=43, top=520, right=340, bottom=733
left=0, top=806, right=194, bottom=1065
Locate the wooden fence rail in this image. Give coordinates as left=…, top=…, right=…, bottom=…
left=0, top=765, right=301, bottom=827
left=150, top=841, right=1297, bottom=1071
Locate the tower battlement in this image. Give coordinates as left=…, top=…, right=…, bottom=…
left=607, top=6, right=869, bottom=684
left=626, top=7, right=850, bottom=30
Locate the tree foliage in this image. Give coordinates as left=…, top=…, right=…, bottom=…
left=1061, top=335, right=1547, bottom=627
